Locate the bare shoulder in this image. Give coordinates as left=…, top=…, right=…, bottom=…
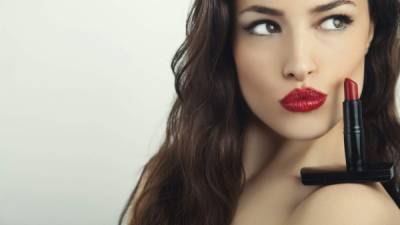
left=284, top=183, right=400, bottom=225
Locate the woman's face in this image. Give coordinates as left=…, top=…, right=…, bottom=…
left=233, top=0, right=374, bottom=139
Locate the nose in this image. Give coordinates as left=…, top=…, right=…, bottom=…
left=282, top=33, right=317, bottom=81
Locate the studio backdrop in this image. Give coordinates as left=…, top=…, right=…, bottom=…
left=0, top=1, right=399, bottom=225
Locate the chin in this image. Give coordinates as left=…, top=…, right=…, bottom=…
left=282, top=129, right=328, bottom=141
left=266, top=116, right=336, bottom=141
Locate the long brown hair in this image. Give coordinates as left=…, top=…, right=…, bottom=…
left=119, top=0, right=400, bottom=224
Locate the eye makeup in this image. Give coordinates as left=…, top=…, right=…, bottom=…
left=242, top=13, right=354, bottom=35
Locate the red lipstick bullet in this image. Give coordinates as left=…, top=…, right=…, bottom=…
left=344, top=78, right=359, bottom=100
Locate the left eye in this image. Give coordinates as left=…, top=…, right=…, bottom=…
left=320, top=15, right=354, bottom=31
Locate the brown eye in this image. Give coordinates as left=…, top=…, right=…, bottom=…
left=244, top=20, right=281, bottom=36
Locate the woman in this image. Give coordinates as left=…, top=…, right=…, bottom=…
left=119, top=0, right=400, bottom=224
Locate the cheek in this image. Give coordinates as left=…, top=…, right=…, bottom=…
left=233, top=40, right=284, bottom=99
left=234, top=46, right=283, bottom=110
left=322, top=40, right=366, bottom=98
left=233, top=42, right=290, bottom=128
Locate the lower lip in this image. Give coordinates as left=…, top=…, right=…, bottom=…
left=280, top=97, right=327, bottom=112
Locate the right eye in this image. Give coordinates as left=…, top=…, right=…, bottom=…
left=244, top=20, right=281, bottom=36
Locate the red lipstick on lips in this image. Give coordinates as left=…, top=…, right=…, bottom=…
left=280, top=87, right=328, bottom=112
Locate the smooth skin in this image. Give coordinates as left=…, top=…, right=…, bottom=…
left=285, top=183, right=400, bottom=225
left=231, top=0, right=400, bottom=224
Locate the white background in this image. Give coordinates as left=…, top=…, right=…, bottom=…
left=0, top=0, right=191, bottom=224
left=1, top=1, right=399, bottom=225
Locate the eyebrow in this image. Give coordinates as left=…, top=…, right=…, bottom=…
left=239, top=0, right=356, bottom=17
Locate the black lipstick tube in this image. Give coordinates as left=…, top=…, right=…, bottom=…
left=343, top=98, right=367, bottom=172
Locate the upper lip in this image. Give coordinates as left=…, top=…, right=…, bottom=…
left=280, top=87, right=328, bottom=103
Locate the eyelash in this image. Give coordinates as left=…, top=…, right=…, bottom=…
left=244, top=14, right=354, bottom=35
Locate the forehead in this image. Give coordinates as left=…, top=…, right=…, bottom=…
left=235, top=0, right=364, bottom=15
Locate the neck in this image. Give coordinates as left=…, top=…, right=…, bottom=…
left=241, top=113, right=346, bottom=183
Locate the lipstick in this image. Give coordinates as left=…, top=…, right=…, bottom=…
left=343, top=78, right=366, bottom=171
left=300, top=78, right=394, bottom=185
